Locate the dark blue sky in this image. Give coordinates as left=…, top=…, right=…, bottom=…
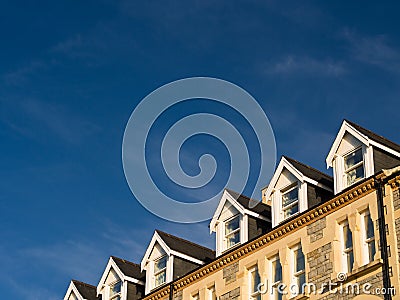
left=2, top=1, right=400, bottom=299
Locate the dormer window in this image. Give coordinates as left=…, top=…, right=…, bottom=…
left=154, top=255, right=167, bottom=288
left=344, top=147, right=364, bottom=187
left=263, top=157, right=333, bottom=227
left=109, top=280, right=122, bottom=300
left=282, top=184, right=299, bottom=219
left=224, top=215, right=240, bottom=250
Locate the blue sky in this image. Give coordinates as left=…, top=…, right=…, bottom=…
left=1, top=1, right=400, bottom=299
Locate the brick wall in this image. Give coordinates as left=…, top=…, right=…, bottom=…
left=307, top=242, right=332, bottom=290
left=223, top=262, right=239, bottom=284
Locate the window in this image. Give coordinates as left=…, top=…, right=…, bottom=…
left=341, top=220, right=354, bottom=273
left=362, top=210, right=376, bottom=264
left=249, top=266, right=261, bottom=300
left=282, top=184, right=299, bottom=219
left=109, top=280, right=122, bottom=300
left=292, top=244, right=305, bottom=295
left=225, top=215, right=240, bottom=249
left=344, top=148, right=364, bottom=187
left=270, top=255, right=283, bottom=300
left=191, top=293, right=199, bottom=300
left=154, top=255, right=167, bottom=288
left=208, top=286, right=216, bottom=300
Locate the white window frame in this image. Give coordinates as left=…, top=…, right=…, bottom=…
left=290, top=244, right=306, bottom=297
left=281, top=183, right=300, bottom=221
left=269, top=254, right=283, bottom=300
left=343, top=147, right=365, bottom=188
left=109, top=280, right=122, bottom=300
left=248, top=265, right=261, bottom=300
left=360, top=210, right=376, bottom=265
left=340, top=220, right=354, bottom=274
left=207, top=285, right=216, bottom=300
left=224, top=214, right=241, bottom=251
left=153, top=255, right=167, bottom=288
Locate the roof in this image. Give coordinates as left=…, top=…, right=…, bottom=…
left=155, top=230, right=215, bottom=262
left=345, top=119, right=400, bottom=153
left=284, top=156, right=334, bottom=188
left=225, top=188, right=271, bottom=218
left=72, top=280, right=99, bottom=300
left=111, top=256, right=145, bottom=281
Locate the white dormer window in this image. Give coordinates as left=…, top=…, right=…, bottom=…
left=154, top=255, right=167, bottom=288
left=109, top=280, right=122, bottom=300
left=224, top=215, right=240, bottom=249
left=282, top=184, right=299, bottom=219
left=344, top=147, right=364, bottom=187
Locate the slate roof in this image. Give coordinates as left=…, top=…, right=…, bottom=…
left=345, top=119, right=400, bottom=153
left=72, top=280, right=100, bottom=300
left=225, top=188, right=271, bottom=218
left=284, top=156, right=334, bottom=188
left=155, top=230, right=215, bottom=263
left=111, top=256, right=145, bottom=281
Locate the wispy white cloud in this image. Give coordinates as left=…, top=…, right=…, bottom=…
left=1, top=98, right=100, bottom=144
left=2, top=60, right=47, bottom=86
left=343, top=30, right=400, bottom=72
left=265, top=55, right=346, bottom=77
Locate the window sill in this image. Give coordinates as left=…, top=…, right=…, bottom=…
left=331, top=259, right=383, bottom=285
left=290, top=293, right=309, bottom=300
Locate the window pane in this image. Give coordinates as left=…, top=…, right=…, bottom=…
left=282, top=188, right=298, bottom=207
left=368, top=241, right=376, bottom=262
left=366, top=214, right=374, bottom=239
left=273, top=258, right=282, bottom=282
left=225, top=216, right=239, bottom=234
left=295, top=248, right=305, bottom=272
left=155, top=270, right=166, bottom=286
left=250, top=268, right=260, bottom=293
left=154, top=256, right=167, bottom=272
left=284, top=204, right=298, bottom=218
left=344, top=148, right=363, bottom=169
left=226, top=231, right=240, bottom=248
left=347, top=251, right=354, bottom=273
left=346, top=165, right=364, bottom=185
left=298, top=273, right=306, bottom=293
left=110, top=281, right=121, bottom=296
left=344, top=225, right=353, bottom=249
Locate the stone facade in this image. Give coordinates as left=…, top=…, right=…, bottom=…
left=172, top=290, right=182, bottom=300
left=394, top=189, right=400, bottom=211
left=307, top=217, right=326, bottom=243
left=219, top=287, right=240, bottom=300
left=223, top=261, right=239, bottom=284
left=395, top=217, right=400, bottom=262
left=307, top=242, right=332, bottom=289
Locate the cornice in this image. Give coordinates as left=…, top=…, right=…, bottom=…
left=388, top=175, right=400, bottom=190
left=142, top=178, right=376, bottom=300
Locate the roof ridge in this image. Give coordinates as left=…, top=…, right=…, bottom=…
left=155, top=230, right=215, bottom=253
left=345, top=119, right=400, bottom=148
left=283, top=156, right=333, bottom=179
left=71, top=279, right=96, bottom=288
left=111, top=255, right=140, bottom=268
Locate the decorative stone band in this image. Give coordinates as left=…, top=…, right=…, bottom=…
left=142, top=178, right=377, bottom=300
left=388, top=175, right=400, bottom=190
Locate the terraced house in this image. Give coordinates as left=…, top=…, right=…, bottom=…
left=63, top=120, right=400, bottom=300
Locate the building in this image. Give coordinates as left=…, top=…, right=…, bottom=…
left=63, top=120, right=400, bottom=300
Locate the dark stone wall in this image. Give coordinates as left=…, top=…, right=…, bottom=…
left=373, top=148, right=400, bottom=173
left=307, top=185, right=333, bottom=209
left=248, top=216, right=271, bottom=240
left=127, top=282, right=145, bottom=300
left=173, top=256, right=200, bottom=280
